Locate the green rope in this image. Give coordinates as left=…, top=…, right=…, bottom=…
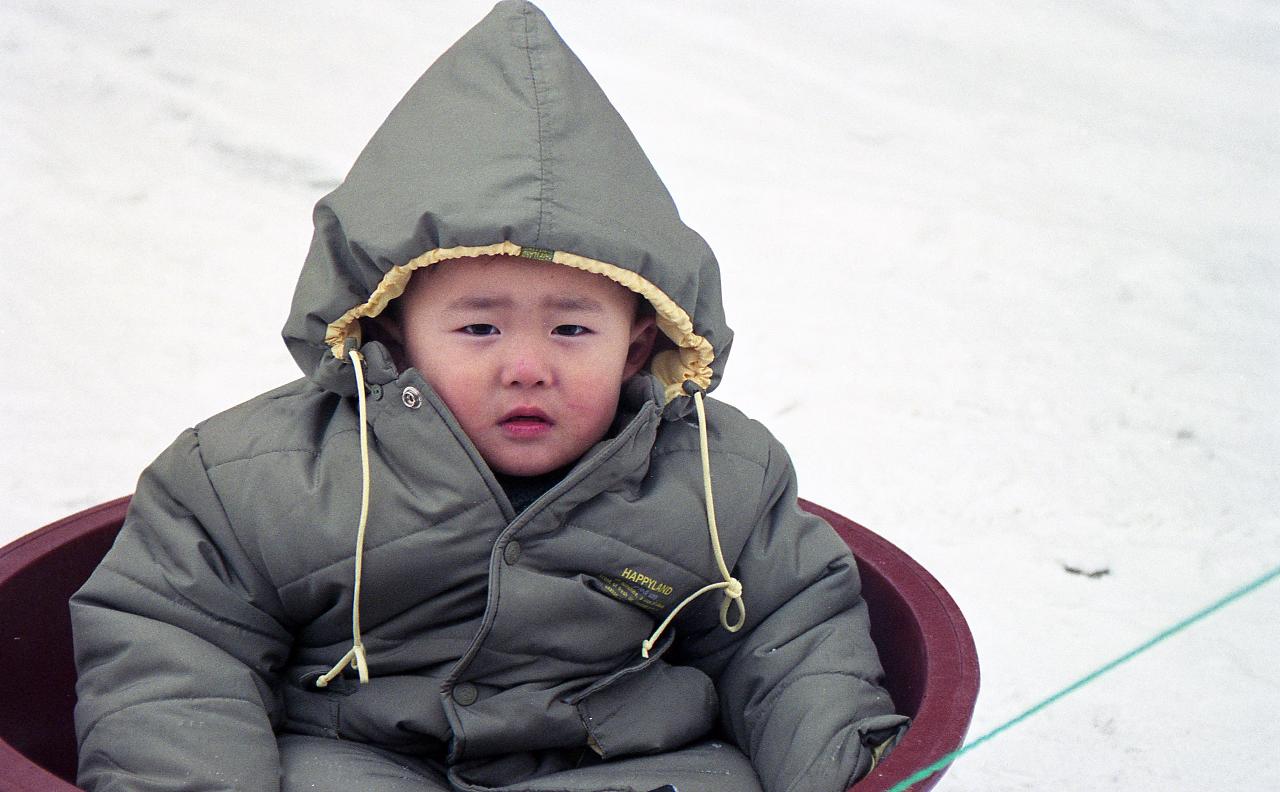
left=887, top=561, right=1280, bottom=792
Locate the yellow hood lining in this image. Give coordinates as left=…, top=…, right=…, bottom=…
left=323, top=242, right=714, bottom=403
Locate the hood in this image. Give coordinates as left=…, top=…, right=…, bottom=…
left=282, top=0, right=732, bottom=405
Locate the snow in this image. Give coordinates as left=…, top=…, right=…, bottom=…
left=3, top=1, right=1278, bottom=788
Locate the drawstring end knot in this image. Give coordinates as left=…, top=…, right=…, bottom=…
left=720, top=577, right=746, bottom=633
left=315, top=642, right=369, bottom=688
left=640, top=637, right=657, bottom=659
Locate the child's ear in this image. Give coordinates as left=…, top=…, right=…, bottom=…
left=377, top=313, right=404, bottom=345
left=361, top=312, right=407, bottom=370
left=623, top=315, right=659, bottom=380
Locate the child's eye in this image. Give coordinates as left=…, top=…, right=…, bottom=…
left=460, top=324, right=499, bottom=336
left=552, top=324, right=590, bottom=337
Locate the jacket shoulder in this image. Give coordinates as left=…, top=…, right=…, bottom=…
left=191, top=378, right=348, bottom=469
left=654, top=396, right=782, bottom=473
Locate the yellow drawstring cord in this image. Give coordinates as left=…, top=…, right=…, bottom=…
left=316, top=349, right=372, bottom=687
left=641, top=387, right=746, bottom=658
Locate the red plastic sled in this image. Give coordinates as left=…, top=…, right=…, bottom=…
left=0, top=497, right=977, bottom=792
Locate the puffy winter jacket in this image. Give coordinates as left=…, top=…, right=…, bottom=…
left=70, top=3, right=906, bottom=791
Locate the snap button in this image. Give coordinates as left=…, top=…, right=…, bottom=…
left=452, top=682, right=478, bottom=706
left=401, top=386, right=422, bottom=409
left=367, top=384, right=383, bottom=401
left=503, top=540, right=522, bottom=565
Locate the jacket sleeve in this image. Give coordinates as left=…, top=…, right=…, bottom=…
left=70, top=429, right=293, bottom=792
left=676, top=436, right=909, bottom=792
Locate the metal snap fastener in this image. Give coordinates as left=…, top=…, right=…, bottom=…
left=367, top=384, right=383, bottom=401
left=503, top=540, right=522, bottom=565
left=401, top=386, right=422, bottom=409
left=453, top=682, right=478, bottom=706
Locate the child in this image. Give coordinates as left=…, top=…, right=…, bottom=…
left=70, top=3, right=907, bottom=791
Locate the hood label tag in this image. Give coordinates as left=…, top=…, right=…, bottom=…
left=518, top=246, right=556, bottom=261
left=598, top=567, right=674, bottom=613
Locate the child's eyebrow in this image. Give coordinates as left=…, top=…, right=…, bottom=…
left=444, top=295, right=514, bottom=311
left=543, top=295, right=604, bottom=313
left=442, top=295, right=605, bottom=312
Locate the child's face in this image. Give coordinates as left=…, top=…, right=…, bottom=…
left=398, top=256, right=657, bottom=477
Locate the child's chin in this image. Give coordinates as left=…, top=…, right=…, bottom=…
left=488, top=451, right=570, bottom=478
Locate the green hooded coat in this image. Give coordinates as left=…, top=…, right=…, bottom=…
left=71, top=4, right=906, bottom=791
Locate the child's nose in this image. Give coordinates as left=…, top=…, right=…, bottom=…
left=502, top=346, right=551, bottom=387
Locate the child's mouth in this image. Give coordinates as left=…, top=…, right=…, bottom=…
left=500, top=410, right=553, bottom=438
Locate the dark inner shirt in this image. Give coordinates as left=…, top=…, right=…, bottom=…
left=495, top=465, right=572, bottom=515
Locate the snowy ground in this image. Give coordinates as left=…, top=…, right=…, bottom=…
left=3, top=1, right=1278, bottom=789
